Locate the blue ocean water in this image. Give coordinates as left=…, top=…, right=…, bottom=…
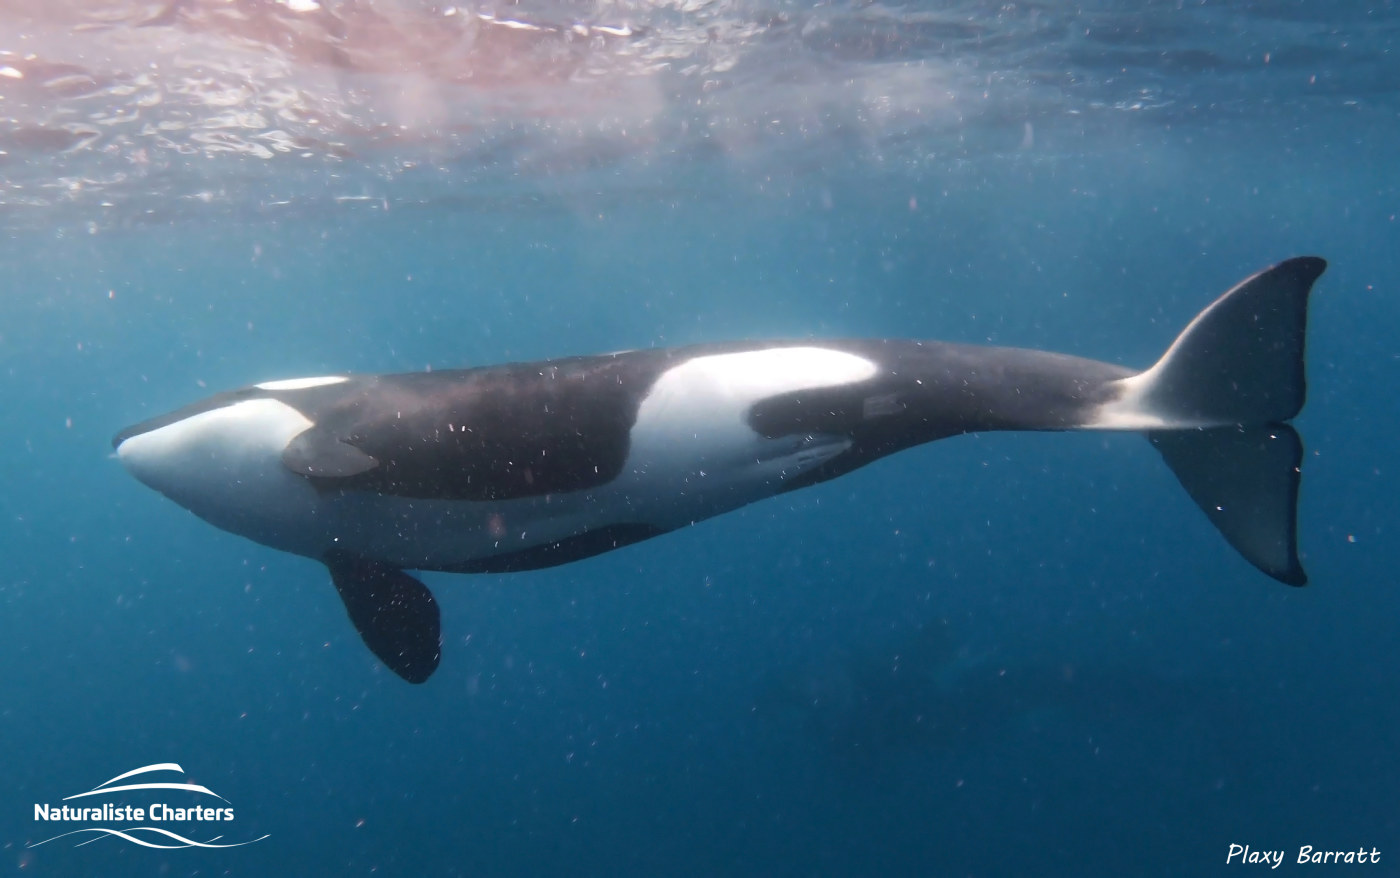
left=2, top=1, right=1397, bottom=875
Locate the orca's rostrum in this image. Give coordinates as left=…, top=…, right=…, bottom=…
left=114, top=257, right=1326, bottom=683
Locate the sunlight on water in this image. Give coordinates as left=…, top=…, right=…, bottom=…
left=0, top=0, right=1386, bottom=227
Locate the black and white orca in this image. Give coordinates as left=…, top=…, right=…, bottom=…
left=114, top=257, right=1325, bottom=683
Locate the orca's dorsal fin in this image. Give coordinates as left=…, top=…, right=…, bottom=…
left=325, top=553, right=441, bottom=683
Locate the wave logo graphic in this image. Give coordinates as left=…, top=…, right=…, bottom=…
left=65, top=762, right=227, bottom=803
left=30, top=763, right=269, bottom=850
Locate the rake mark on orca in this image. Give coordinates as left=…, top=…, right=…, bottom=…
left=114, top=257, right=1326, bottom=683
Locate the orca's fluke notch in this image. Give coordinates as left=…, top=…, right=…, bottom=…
left=326, top=553, right=442, bottom=683
left=1100, top=257, right=1326, bottom=585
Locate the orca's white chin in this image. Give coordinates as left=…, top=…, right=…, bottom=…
left=116, top=398, right=328, bottom=558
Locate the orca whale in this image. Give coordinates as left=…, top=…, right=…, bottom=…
left=114, top=257, right=1325, bottom=683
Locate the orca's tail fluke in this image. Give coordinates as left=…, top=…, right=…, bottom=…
left=1147, top=425, right=1307, bottom=584
left=1094, top=257, right=1327, bottom=585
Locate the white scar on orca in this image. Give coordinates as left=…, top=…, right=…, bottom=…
left=114, top=257, right=1325, bottom=683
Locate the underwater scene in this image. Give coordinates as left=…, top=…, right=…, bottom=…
left=1, top=1, right=1397, bottom=875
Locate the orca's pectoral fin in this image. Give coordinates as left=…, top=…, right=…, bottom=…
left=1149, top=425, right=1306, bottom=586
left=284, top=428, right=379, bottom=479
left=325, top=553, right=442, bottom=683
